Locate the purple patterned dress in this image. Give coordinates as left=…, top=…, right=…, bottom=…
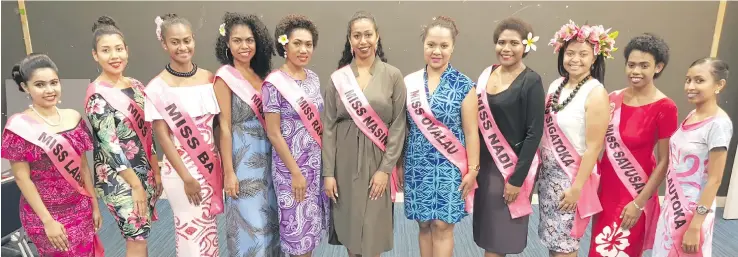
left=261, top=69, right=328, bottom=255
left=1, top=119, right=96, bottom=257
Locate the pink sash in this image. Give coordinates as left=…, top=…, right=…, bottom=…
left=404, top=69, right=476, bottom=213
left=476, top=65, right=539, bottom=218
left=145, top=77, right=224, bottom=215
left=264, top=71, right=323, bottom=146
left=84, top=81, right=153, bottom=159
left=605, top=89, right=660, bottom=250
left=331, top=65, right=400, bottom=201
left=5, top=114, right=105, bottom=257
left=543, top=93, right=602, bottom=238
left=214, top=65, right=266, bottom=128
left=664, top=166, right=708, bottom=257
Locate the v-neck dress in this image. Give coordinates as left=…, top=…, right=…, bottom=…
left=403, top=65, right=475, bottom=224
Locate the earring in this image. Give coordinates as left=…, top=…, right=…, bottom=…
left=351, top=49, right=355, bottom=58
left=97, top=66, right=100, bottom=73
left=224, top=47, right=231, bottom=60
left=715, top=90, right=720, bottom=94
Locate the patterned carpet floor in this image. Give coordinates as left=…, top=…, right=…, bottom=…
left=97, top=200, right=738, bottom=257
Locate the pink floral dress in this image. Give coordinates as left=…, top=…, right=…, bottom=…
left=1, top=119, right=97, bottom=257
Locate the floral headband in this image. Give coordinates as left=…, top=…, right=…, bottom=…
left=154, top=16, right=164, bottom=41
left=548, top=20, right=619, bottom=59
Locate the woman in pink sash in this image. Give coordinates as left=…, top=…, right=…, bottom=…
left=322, top=11, right=406, bottom=257
left=652, top=58, right=733, bottom=257
left=589, top=33, right=677, bottom=257
left=403, top=16, right=480, bottom=257
left=262, top=14, right=327, bottom=257
left=144, top=13, right=222, bottom=256
left=473, top=17, right=544, bottom=257
left=212, top=12, right=283, bottom=256
left=85, top=16, right=161, bottom=256
left=537, top=21, right=614, bottom=256
left=2, top=54, right=102, bottom=257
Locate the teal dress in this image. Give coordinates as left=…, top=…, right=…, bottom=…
left=225, top=91, right=283, bottom=256
left=403, top=65, right=474, bottom=224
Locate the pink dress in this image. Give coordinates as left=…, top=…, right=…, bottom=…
left=1, top=120, right=96, bottom=257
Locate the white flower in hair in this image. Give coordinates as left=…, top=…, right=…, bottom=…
left=523, top=32, right=539, bottom=53
left=219, top=23, right=226, bottom=37
left=278, top=34, right=289, bottom=45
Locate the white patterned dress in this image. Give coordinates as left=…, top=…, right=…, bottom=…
left=652, top=113, right=732, bottom=257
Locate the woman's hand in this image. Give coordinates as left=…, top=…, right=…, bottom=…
left=291, top=172, right=307, bottom=202
left=558, top=187, right=581, bottom=212
left=503, top=182, right=521, bottom=204
left=183, top=177, right=202, bottom=206
left=323, top=177, right=338, bottom=203
left=369, top=172, right=389, bottom=200
left=619, top=201, right=643, bottom=230
left=459, top=173, right=477, bottom=199
left=224, top=170, right=239, bottom=198
left=132, top=186, right=149, bottom=216
left=43, top=220, right=69, bottom=252
left=682, top=226, right=701, bottom=253
left=92, top=207, right=103, bottom=232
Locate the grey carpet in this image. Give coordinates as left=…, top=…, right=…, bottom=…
left=97, top=200, right=738, bottom=257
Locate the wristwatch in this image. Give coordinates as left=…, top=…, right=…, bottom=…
left=695, top=205, right=713, bottom=215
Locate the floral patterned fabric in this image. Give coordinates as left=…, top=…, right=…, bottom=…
left=1, top=119, right=97, bottom=256
left=85, top=78, right=157, bottom=240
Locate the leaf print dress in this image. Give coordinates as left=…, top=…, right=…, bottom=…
left=86, top=78, right=157, bottom=240
left=226, top=89, right=283, bottom=256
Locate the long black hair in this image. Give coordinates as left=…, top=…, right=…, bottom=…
left=215, top=12, right=274, bottom=80
left=337, top=11, right=387, bottom=69
left=557, top=40, right=606, bottom=82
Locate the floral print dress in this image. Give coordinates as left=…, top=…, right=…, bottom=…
left=86, top=78, right=157, bottom=240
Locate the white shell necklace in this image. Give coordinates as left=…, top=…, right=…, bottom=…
left=30, top=105, right=62, bottom=126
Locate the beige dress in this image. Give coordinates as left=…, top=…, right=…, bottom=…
left=321, top=59, right=407, bottom=256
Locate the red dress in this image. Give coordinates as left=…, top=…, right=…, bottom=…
left=589, top=98, right=678, bottom=257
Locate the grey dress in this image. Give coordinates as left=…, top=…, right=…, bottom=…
left=321, top=59, right=407, bottom=256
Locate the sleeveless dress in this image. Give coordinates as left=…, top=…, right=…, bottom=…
left=589, top=97, right=678, bottom=257
left=537, top=78, right=602, bottom=253
left=404, top=65, right=474, bottom=224
left=144, top=84, right=221, bottom=257
left=86, top=78, right=158, bottom=240
left=1, top=119, right=97, bottom=257
left=261, top=69, right=328, bottom=255
left=226, top=87, right=282, bottom=256
left=651, top=114, right=733, bottom=257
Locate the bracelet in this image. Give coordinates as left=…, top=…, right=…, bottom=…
left=632, top=201, right=645, bottom=211
left=468, top=165, right=480, bottom=172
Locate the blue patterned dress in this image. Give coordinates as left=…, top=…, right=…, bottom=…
left=225, top=91, right=282, bottom=257
left=404, top=65, right=474, bottom=224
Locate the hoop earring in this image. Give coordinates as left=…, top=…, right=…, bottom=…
left=224, top=47, right=231, bottom=61
left=351, top=49, right=355, bottom=58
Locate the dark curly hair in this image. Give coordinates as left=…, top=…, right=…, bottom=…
left=274, top=14, right=318, bottom=58
left=92, top=15, right=124, bottom=51
left=337, top=11, right=388, bottom=68
left=215, top=12, right=274, bottom=80
left=158, top=13, right=191, bottom=41
left=557, top=40, right=607, bottom=83
left=493, top=17, right=534, bottom=58
left=623, top=33, right=670, bottom=79
left=690, top=57, right=730, bottom=82
left=10, top=53, right=59, bottom=92
left=421, top=15, right=459, bottom=42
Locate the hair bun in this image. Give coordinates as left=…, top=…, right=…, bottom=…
left=92, top=15, right=117, bottom=32
left=162, top=13, right=179, bottom=21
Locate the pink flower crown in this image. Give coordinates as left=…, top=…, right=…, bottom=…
left=548, top=20, right=619, bottom=59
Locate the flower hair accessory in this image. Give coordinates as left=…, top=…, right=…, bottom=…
left=218, top=23, right=226, bottom=37
left=548, top=20, right=619, bottom=59
left=277, top=34, right=289, bottom=46
left=154, top=16, right=164, bottom=41
left=523, top=32, right=539, bottom=53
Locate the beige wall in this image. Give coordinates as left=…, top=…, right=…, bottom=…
left=2, top=1, right=735, bottom=195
